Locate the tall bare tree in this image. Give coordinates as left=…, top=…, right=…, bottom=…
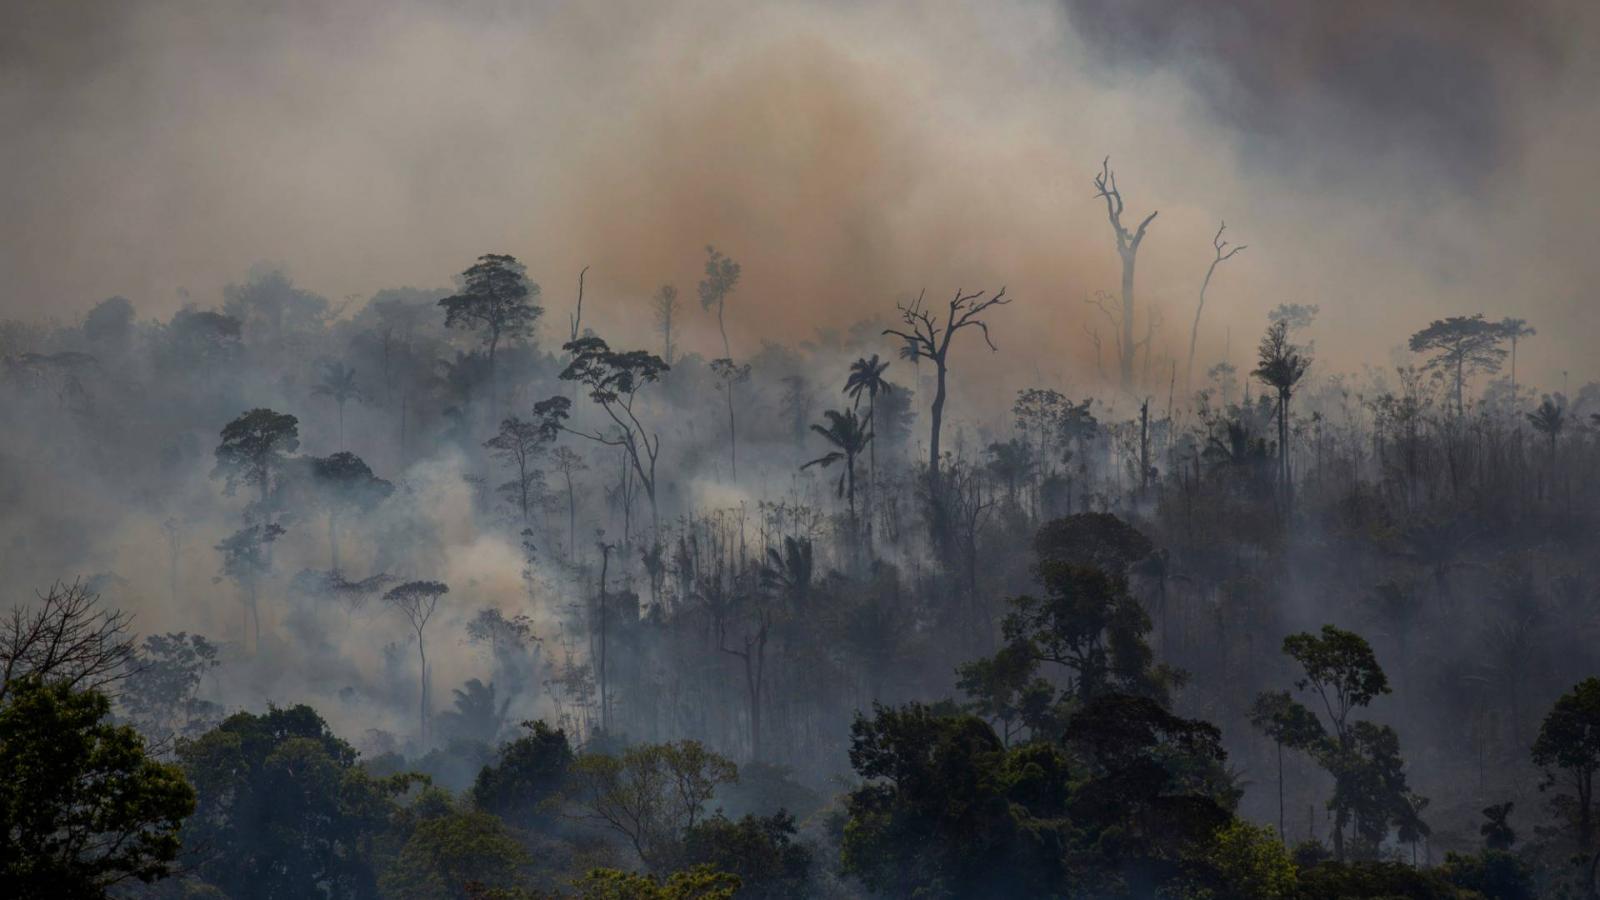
left=1093, top=157, right=1158, bottom=392
left=882, top=287, right=1012, bottom=487
left=1185, top=221, right=1246, bottom=394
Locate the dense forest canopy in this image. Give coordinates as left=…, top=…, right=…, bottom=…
left=3, top=1, right=1600, bottom=898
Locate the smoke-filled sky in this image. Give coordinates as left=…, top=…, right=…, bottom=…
left=3, top=0, right=1597, bottom=389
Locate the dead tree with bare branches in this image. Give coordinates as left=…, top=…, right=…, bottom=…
left=1093, top=157, right=1158, bottom=392
left=0, top=580, right=136, bottom=703
left=883, top=287, right=1012, bottom=487
left=1185, top=221, right=1246, bottom=394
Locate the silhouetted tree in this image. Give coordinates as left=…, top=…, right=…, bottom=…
left=311, top=360, right=362, bottom=448
left=385, top=580, right=449, bottom=742
left=1252, top=320, right=1312, bottom=503
left=1408, top=314, right=1507, bottom=416
left=536, top=335, right=669, bottom=538
left=801, top=408, right=872, bottom=525
left=0, top=678, right=195, bottom=896
left=439, top=253, right=541, bottom=412
left=882, top=286, right=1011, bottom=487
left=698, top=246, right=740, bottom=360
left=1186, top=220, right=1246, bottom=392
left=485, top=416, right=547, bottom=526
left=212, top=408, right=300, bottom=506
left=653, top=283, right=680, bottom=366
left=1533, top=677, right=1600, bottom=896
left=1092, top=156, right=1158, bottom=392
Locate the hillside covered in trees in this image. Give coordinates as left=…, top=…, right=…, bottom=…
left=4, top=237, right=1599, bottom=898
left=5, top=1, right=1600, bottom=898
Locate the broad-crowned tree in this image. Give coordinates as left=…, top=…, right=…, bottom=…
left=0, top=678, right=195, bottom=897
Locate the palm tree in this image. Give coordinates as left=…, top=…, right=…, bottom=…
left=1251, top=320, right=1312, bottom=504
left=312, top=360, right=362, bottom=448
left=759, top=535, right=814, bottom=609
left=1528, top=394, right=1565, bottom=460
left=801, top=408, right=873, bottom=524
left=844, top=354, right=892, bottom=517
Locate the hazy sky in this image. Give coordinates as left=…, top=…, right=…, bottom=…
left=3, top=0, right=1597, bottom=390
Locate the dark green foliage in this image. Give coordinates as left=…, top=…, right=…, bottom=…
left=380, top=809, right=529, bottom=900
left=1481, top=802, right=1516, bottom=850
left=1032, top=512, right=1154, bottom=575
left=0, top=679, right=195, bottom=897
left=842, top=695, right=1234, bottom=899
left=1001, top=561, right=1176, bottom=707
left=176, top=705, right=415, bottom=900
left=679, top=811, right=812, bottom=899
left=1296, top=860, right=1470, bottom=899
left=1442, top=849, right=1535, bottom=900
left=472, top=720, right=574, bottom=827
left=841, top=702, right=1051, bottom=898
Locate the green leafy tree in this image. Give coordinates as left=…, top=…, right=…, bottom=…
left=679, top=811, right=812, bottom=899
left=176, top=705, right=414, bottom=900
left=1250, top=690, right=1328, bottom=840
left=1532, top=677, right=1600, bottom=895
left=568, top=865, right=739, bottom=900
left=567, top=740, right=738, bottom=871
left=1279, top=625, right=1420, bottom=861
left=0, top=678, right=194, bottom=897
left=380, top=809, right=529, bottom=900
left=471, top=720, right=574, bottom=828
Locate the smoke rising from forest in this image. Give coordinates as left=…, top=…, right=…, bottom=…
left=5, top=2, right=1600, bottom=897
left=4, top=0, right=1597, bottom=387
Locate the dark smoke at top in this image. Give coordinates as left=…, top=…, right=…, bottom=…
left=1061, top=0, right=1563, bottom=188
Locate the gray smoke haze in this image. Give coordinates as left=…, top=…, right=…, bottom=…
left=4, top=0, right=1598, bottom=393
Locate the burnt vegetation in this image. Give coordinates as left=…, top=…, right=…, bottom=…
left=1, top=185, right=1598, bottom=900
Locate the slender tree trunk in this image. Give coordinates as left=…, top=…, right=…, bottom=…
left=726, top=384, right=737, bottom=480
left=328, top=513, right=339, bottom=572
left=1277, top=740, right=1286, bottom=841
left=417, top=636, right=429, bottom=743
left=1121, top=247, right=1136, bottom=391
left=929, top=360, right=948, bottom=481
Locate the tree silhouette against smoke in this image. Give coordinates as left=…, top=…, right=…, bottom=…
left=311, top=360, right=362, bottom=450
left=484, top=416, right=547, bottom=527
left=1252, top=319, right=1311, bottom=506
left=384, top=580, right=449, bottom=743
left=801, top=408, right=873, bottom=527
left=1407, top=314, right=1508, bottom=417
left=1186, top=221, right=1246, bottom=394
left=697, top=246, right=740, bottom=362
left=844, top=354, right=892, bottom=526
left=882, top=286, right=1012, bottom=489
left=535, top=336, right=669, bottom=539
left=652, top=283, right=680, bottom=367
left=212, top=408, right=300, bottom=507
left=438, top=253, right=541, bottom=414
left=1092, top=156, right=1158, bottom=393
